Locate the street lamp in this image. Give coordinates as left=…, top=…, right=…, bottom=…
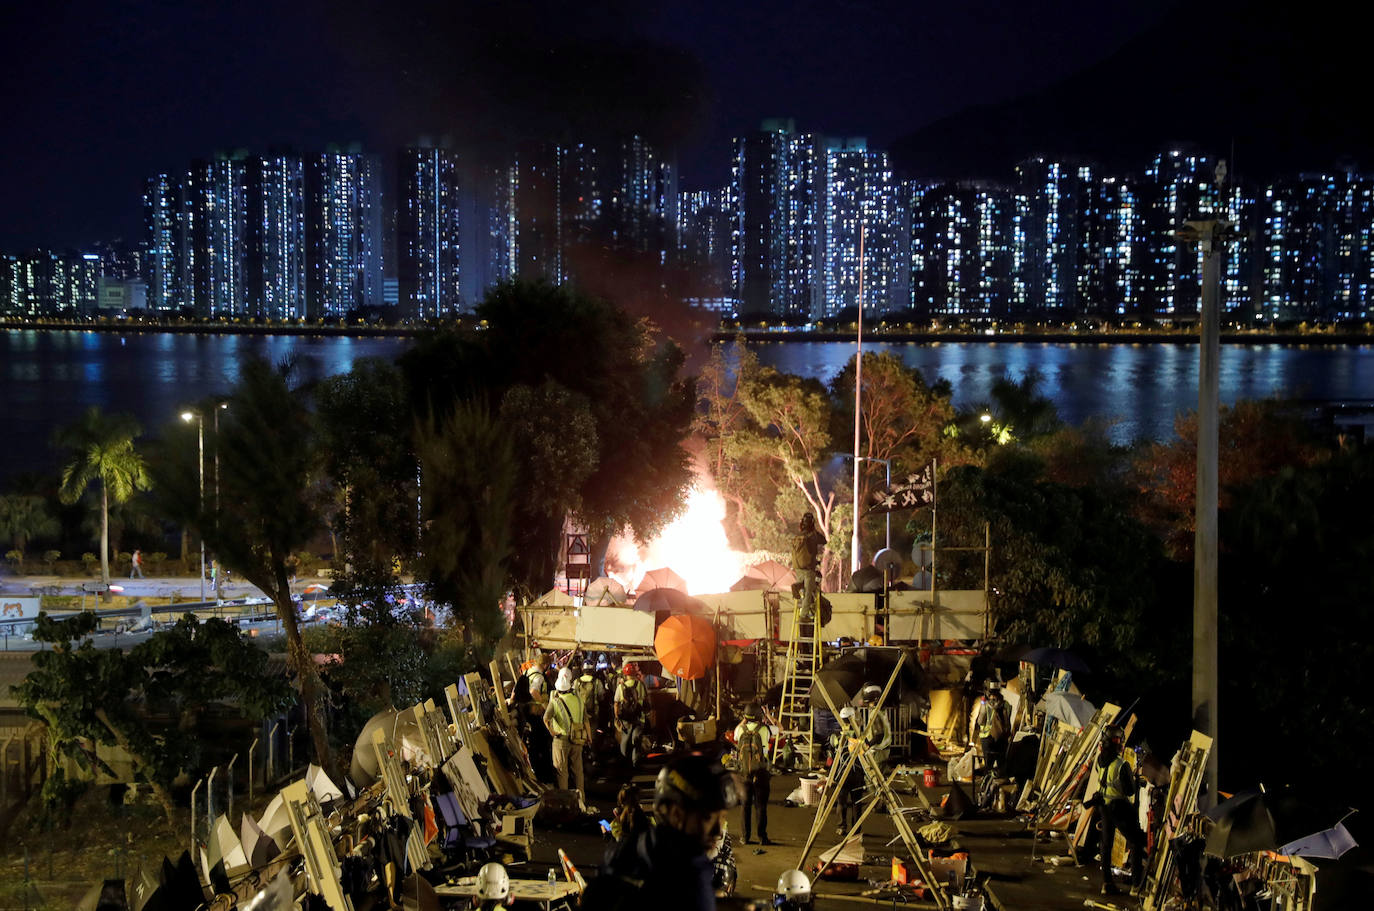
left=851, top=455, right=893, bottom=552
left=181, top=410, right=205, bottom=603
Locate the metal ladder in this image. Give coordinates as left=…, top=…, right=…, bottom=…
left=772, top=593, right=821, bottom=768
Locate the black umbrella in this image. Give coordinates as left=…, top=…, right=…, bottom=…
left=1021, top=646, right=1090, bottom=674
left=849, top=566, right=885, bottom=593
left=809, top=646, right=925, bottom=710
left=1205, top=787, right=1353, bottom=858
left=632, top=588, right=705, bottom=615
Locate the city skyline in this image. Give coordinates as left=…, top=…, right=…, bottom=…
left=7, top=126, right=1374, bottom=325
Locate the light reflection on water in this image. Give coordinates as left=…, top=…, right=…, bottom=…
left=1, top=330, right=1371, bottom=483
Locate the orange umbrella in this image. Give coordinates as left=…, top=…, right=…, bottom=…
left=654, top=613, right=717, bottom=680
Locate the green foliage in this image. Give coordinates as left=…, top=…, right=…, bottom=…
left=12, top=610, right=288, bottom=825
left=55, top=408, right=151, bottom=589
left=937, top=452, right=1187, bottom=695
left=4, top=549, right=19, bottom=569
left=0, top=492, right=60, bottom=552
left=415, top=401, right=515, bottom=649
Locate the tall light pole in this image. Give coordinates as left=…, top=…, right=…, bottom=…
left=849, top=455, right=892, bottom=551
left=1177, top=160, right=1235, bottom=809
left=850, top=223, right=867, bottom=575
left=181, top=410, right=206, bottom=604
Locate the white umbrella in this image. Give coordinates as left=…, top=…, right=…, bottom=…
left=584, top=576, right=627, bottom=605
left=1280, top=818, right=1359, bottom=859
left=257, top=791, right=293, bottom=843
left=1038, top=691, right=1096, bottom=729
left=207, top=813, right=248, bottom=870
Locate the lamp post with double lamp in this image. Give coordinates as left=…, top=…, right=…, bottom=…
left=180, top=410, right=205, bottom=603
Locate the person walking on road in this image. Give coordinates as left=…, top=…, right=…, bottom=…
left=129, top=549, right=144, bottom=579
left=614, top=660, right=649, bottom=768
left=546, top=666, right=591, bottom=795
left=733, top=702, right=772, bottom=844
left=1084, top=724, right=1146, bottom=896
left=582, top=752, right=740, bottom=911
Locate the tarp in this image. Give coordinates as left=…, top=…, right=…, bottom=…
left=532, top=587, right=576, bottom=607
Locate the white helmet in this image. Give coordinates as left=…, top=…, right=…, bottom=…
left=861, top=684, right=882, bottom=703
left=777, top=868, right=812, bottom=900
left=476, top=862, right=510, bottom=901
left=555, top=667, right=575, bottom=693
left=839, top=706, right=856, bottom=722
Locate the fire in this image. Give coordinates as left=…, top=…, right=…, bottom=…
left=609, top=484, right=749, bottom=596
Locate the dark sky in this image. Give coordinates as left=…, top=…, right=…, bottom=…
left=0, top=0, right=1170, bottom=251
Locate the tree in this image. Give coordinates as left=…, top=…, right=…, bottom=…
left=56, top=407, right=150, bottom=593
left=936, top=450, right=1189, bottom=697
left=0, top=493, right=60, bottom=556
left=415, top=401, right=517, bottom=649
left=730, top=366, right=848, bottom=583
left=696, top=339, right=766, bottom=550
left=1132, top=399, right=1324, bottom=558
left=989, top=369, right=1061, bottom=441
left=829, top=351, right=973, bottom=560
left=401, top=281, right=696, bottom=577
left=13, top=611, right=288, bottom=828
left=498, top=381, right=599, bottom=592
left=153, top=357, right=335, bottom=772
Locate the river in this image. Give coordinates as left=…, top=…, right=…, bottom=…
left=2, top=329, right=1371, bottom=483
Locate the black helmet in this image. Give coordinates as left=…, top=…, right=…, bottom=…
left=1101, top=724, right=1125, bottom=749
left=655, top=753, right=740, bottom=814
left=743, top=702, right=762, bottom=721
left=800, top=513, right=815, bottom=529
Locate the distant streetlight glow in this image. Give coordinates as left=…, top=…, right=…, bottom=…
left=980, top=413, right=992, bottom=423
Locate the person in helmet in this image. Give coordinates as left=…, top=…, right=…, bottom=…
left=826, top=705, right=865, bottom=835
left=545, top=666, right=591, bottom=794
left=582, top=752, right=740, bottom=911
left=790, top=514, right=827, bottom=621
left=773, top=869, right=814, bottom=911
left=614, top=659, right=649, bottom=767
left=575, top=657, right=607, bottom=758
left=973, top=687, right=1010, bottom=778
left=733, top=702, right=772, bottom=844
left=474, top=862, right=511, bottom=910
left=1083, top=724, right=1146, bottom=896
left=859, top=684, right=893, bottom=767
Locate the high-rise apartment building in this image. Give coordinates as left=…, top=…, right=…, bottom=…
left=186, top=156, right=249, bottom=318
left=397, top=145, right=462, bottom=319
left=823, top=139, right=905, bottom=317
left=143, top=173, right=185, bottom=311
left=246, top=154, right=307, bottom=319
left=678, top=188, right=734, bottom=306
left=909, top=181, right=1020, bottom=318
left=729, top=119, right=825, bottom=319
left=307, top=150, right=384, bottom=318
left=1015, top=157, right=1099, bottom=315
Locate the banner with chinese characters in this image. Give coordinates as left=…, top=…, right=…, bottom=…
left=868, top=462, right=935, bottom=513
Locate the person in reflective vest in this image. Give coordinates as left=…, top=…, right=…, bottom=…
left=546, top=667, right=591, bottom=794
left=1083, top=724, right=1146, bottom=896
left=973, top=688, right=1010, bottom=776
left=860, top=685, right=893, bottom=768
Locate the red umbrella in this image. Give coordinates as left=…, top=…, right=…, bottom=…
left=633, top=588, right=705, bottom=615
left=655, top=613, right=717, bottom=680
left=637, top=566, right=688, bottom=594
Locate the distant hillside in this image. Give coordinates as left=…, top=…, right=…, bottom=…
left=891, top=1, right=1369, bottom=181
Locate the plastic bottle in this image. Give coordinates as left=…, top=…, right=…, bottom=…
left=548, top=868, right=556, bottom=889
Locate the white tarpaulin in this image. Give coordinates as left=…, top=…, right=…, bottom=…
left=576, top=605, right=654, bottom=646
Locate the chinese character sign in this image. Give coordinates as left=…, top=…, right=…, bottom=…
left=868, top=462, right=935, bottom=513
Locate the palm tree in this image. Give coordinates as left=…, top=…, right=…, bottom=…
left=56, top=408, right=150, bottom=591
left=0, top=493, right=60, bottom=555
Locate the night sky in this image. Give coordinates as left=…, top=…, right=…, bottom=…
left=0, top=0, right=1199, bottom=251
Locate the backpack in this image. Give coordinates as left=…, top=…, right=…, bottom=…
left=737, top=723, right=766, bottom=776
left=616, top=680, right=643, bottom=721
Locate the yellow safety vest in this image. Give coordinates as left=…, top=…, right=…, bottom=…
left=549, top=692, right=586, bottom=741
left=1100, top=756, right=1132, bottom=803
